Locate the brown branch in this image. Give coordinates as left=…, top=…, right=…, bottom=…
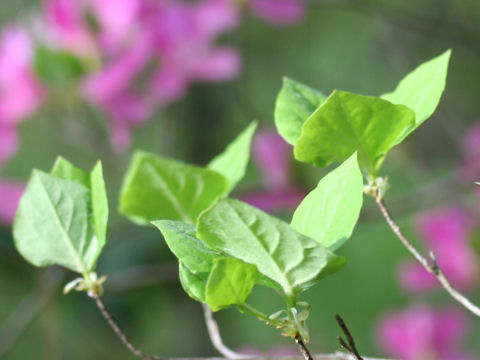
left=91, top=293, right=164, bottom=360
left=335, top=315, right=363, bottom=360
left=202, top=304, right=248, bottom=359
left=376, top=196, right=480, bottom=317
left=294, top=334, right=313, bottom=360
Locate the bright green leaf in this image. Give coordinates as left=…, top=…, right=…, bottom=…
left=294, top=90, right=415, bottom=176
left=51, top=157, right=89, bottom=187
left=13, top=171, right=101, bottom=274
left=205, top=257, right=258, bottom=311
left=207, top=122, right=257, bottom=195
left=119, top=151, right=229, bottom=224
left=275, top=77, right=326, bottom=145
left=152, top=220, right=219, bottom=275
left=197, top=198, right=345, bottom=296
left=381, top=50, right=451, bottom=143
left=90, top=161, right=108, bottom=248
left=291, top=153, right=363, bottom=250
left=179, top=262, right=207, bottom=302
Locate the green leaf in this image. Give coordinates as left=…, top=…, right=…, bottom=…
left=275, top=77, right=326, bottom=145
left=90, top=161, right=108, bottom=248
left=381, top=50, right=451, bottom=143
left=152, top=220, right=219, bottom=275
left=51, top=157, right=89, bottom=187
left=197, top=198, right=345, bottom=296
left=294, top=90, right=415, bottom=176
left=119, top=151, right=229, bottom=224
left=179, top=262, right=207, bottom=302
left=205, top=257, right=258, bottom=311
left=34, top=46, right=86, bottom=86
left=291, top=153, right=363, bottom=250
left=207, top=122, right=257, bottom=195
left=13, top=171, right=101, bottom=274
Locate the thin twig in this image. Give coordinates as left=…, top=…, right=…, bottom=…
left=376, top=196, right=480, bottom=317
left=202, top=304, right=247, bottom=359
left=335, top=315, right=363, bottom=360
left=294, top=334, right=313, bottom=360
left=91, top=293, right=164, bottom=360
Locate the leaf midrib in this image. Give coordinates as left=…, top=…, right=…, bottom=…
left=36, top=174, right=89, bottom=274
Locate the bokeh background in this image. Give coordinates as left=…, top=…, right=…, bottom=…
left=2, top=0, right=480, bottom=359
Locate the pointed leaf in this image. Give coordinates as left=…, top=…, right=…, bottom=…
left=119, top=151, right=229, bottom=224
left=13, top=171, right=100, bottom=274
left=179, top=262, right=207, bottom=302
left=207, top=122, right=257, bottom=195
left=152, top=220, right=219, bottom=275
left=275, top=77, right=326, bottom=145
left=294, top=90, right=415, bottom=176
left=51, top=157, right=89, bottom=187
left=205, top=257, right=258, bottom=311
left=197, top=198, right=345, bottom=296
left=291, top=153, right=363, bottom=250
left=90, top=161, right=108, bottom=248
left=381, top=50, right=451, bottom=143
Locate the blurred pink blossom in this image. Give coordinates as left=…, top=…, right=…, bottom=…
left=0, top=26, right=44, bottom=127
left=397, top=207, right=478, bottom=293
left=0, top=180, right=25, bottom=224
left=377, top=306, right=474, bottom=360
left=243, top=130, right=305, bottom=212
left=249, top=0, right=305, bottom=25
left=458, top=122, right=480, bottom=182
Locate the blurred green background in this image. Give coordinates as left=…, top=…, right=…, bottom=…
left=2, top=0, right=480, bottom=359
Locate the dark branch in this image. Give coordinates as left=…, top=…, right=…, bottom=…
left=91, top=293, right=164, bottom=360
left=294, top=334, right=314, bottom=360
left=335, top=315, right=364, bottom=360
left=376, top=196, right=480, bottom=317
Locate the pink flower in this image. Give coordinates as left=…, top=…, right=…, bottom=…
left=458, top=122, right=480, bottom=182
left=0, top=180, right=25, bottom=224
left=398, top=207, right=478, bottom=293
left=43, top=0, right=96, bottom=56
left=243, top=130, right=305, bottom=212
left=0, top=26, right=44, bottom=127
left=377, top=306, right=474, bottom=360
left=249, top=0, right=305, bottom=25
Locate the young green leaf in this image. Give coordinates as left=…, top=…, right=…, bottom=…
left=207, top=122, right=258, bottom=195
left=51, top=157, right=90, bottom=187
left=294, top=90, right=415, bottom=176
left=179, top=262, right=207, bottom=302
left=197, top=198, right=345, bottom=296
left=275, top=77, right=326, bottom=145
left=119, top=151, right=229, bottom=224
left=13, top=170, right=103, bottom=275
left=205, top=257, right=259, bottom=311
left=381, top=50, right=451, bottom=143
left=90, top=161, right=108, bottom=247
left=291, top=153, right=363, bottom=250
left=152, top=220, right=219, bottom=275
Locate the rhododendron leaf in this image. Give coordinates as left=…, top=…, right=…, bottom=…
left=152, top=220, right=219, bottom=275
left=119, top=151, right=229, bottom=225
left=90, top=162, right=108, bottom=248
left=13, top=167, right=107, bottom=274
left=207, top=122, right=257, bottom=195
left=51, top=157, right=109, bottom=248
left=34, top=46, right=86, bottom=86
left=381, top=50, right=451, bottom=144
left=291, top=153, right=363, bottom=250
left=275, top=77, right=326, bottom=145
left=294, top=90, right=415, bottom=176
left=51, top=157, right=89, bottom=187
left=205, top=257, right=258, bottom=311
left=179, top=262, right=207, bottom=302
left=197, top=198, right=345, bottom=296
